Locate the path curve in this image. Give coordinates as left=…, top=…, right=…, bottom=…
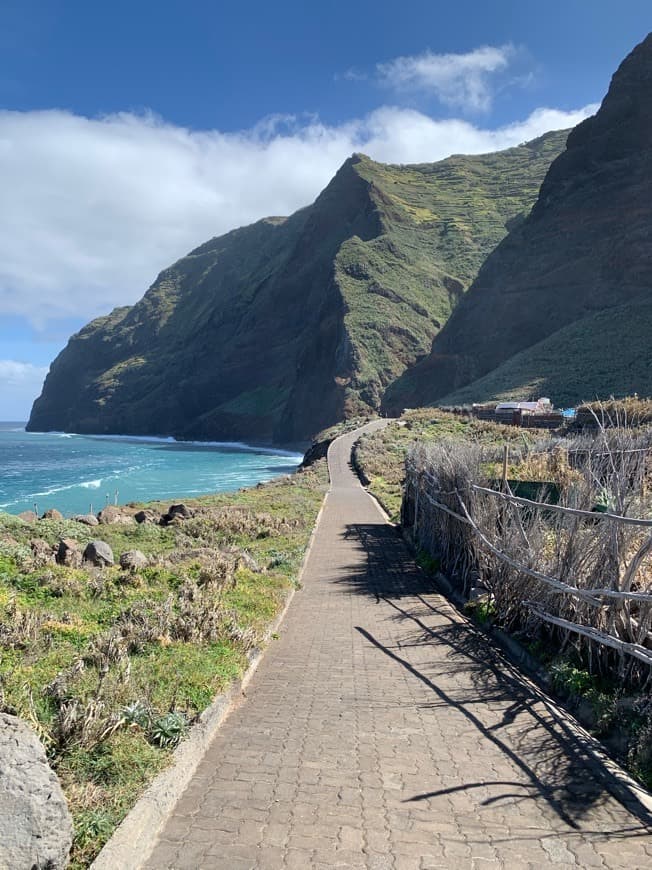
left=145, top=422, right=652, bottom=869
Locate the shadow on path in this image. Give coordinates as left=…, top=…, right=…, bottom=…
left=334, top=521, right=652, bottom=837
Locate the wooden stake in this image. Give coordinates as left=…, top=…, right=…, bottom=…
left=502, top=444, right=509, bottom=491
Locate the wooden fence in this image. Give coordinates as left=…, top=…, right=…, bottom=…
left=404, top=441, right=652, bottom=676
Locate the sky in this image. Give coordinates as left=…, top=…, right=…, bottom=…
left=0, top=0, right=650, bottom=419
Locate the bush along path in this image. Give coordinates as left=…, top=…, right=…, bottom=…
left=144, top=422, right=652, bottom=870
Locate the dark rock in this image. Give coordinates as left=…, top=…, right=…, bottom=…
left=0, top=712, right=73, bottom=869
left=235, top=550, right=261, bottom=573
left=134, top=509, right=157, bottom=524
left=83, top=539, right=114, bottom=567
left=160, top=503, right=194, bottom=525
left=300, top=438, right=330, bottom=469
left=30, top=538, right=56, bottom=566
left=57, top=538, right=82, bottom=568
left=73, top=513, right=99, bottom=526
left=41, top=508, right=63, bottom=521
left=17, top=511, right=38, bottom=523
left=119, top=549, right=148, bottom=571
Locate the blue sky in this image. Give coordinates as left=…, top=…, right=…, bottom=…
left=0, top=0, right=650, bottom=419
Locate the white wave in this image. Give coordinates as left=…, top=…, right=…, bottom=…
left=26, top=476, right=110, bottom=498
left=87, top=433, right=176, bottom=444
left=81, top=431, right=301, bottom=459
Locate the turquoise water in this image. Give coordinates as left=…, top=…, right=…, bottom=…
left=0, top=423, right=302, bottom=516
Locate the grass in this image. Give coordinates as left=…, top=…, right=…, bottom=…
left=0, top=459, right=328, bottom=867
left=353, top=408, right=539, bottom=521
left=436, top=281, right=652, bottom=410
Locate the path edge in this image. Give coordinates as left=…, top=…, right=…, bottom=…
left=407, top=541, right=652, bottom=820
left=90, top=476, right=330, bottom=870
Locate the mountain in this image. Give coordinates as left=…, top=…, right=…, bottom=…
left=28, top=133, right=567, bottom=443
left=385, top=33, right=652, bottom=412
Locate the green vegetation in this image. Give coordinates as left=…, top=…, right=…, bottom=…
left=353, top=408, right=537, bottom=521
left=0, top=461, right=327, bottom=867
left=438, top=298, right=652, bottom=408
left=387, top=37, right=652, bottom=411
left=333, top=137, right=568, bottom=416
left=545, top=657, right=651, bottom=789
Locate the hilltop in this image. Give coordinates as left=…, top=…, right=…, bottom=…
left=28, top=133, right=567, bottom=442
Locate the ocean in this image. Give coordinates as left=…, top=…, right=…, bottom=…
left=0, top=423, right=303, bottom=516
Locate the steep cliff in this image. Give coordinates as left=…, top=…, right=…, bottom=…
left=386, top=33, right=652, bottom=410
left=28, top=133, right=567, bottom=442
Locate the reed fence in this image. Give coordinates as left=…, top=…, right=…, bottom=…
left=403, top=430, right=652, bottom=682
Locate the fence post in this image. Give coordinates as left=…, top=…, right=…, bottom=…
left=501, top=444, right=509, bottom=491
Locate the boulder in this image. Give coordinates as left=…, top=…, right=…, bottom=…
left=41, top=508, right=63, bottom=521
left=83, top=540, right=114, bottom=567
left=73, top=513, right=99, bottom=526
left=160, top=503, right=193, bottom=526
left=97, top=505, right=134, bottom=525
left=17, top=511, right=38, bottom=524
left=57, top=538, right=82, bottom=568
left=119, top=549, right=148, bottom=571
left=134, top=509, right=157, bottom=524
left=0, top=712, right=73, bottom=869
left=30, top=538, right=56, bottom=566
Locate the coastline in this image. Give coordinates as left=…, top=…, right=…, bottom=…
left=0, top=425, right=305, bottom=517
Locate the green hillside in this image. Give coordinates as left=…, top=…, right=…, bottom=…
left=29, top=133, right=567, bottom=443
left=437, top=296, right=652, bottom=407
left=385, top=33, right=652, bottom=412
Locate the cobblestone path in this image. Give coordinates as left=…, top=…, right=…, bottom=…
left=146, top=423, right=652, bottom=869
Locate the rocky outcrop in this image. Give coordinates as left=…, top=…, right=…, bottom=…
left=119, top=549, right=148, bottom=571
left=134, top=509, right=157, bottom=524
left=27, top=133, right=567, bottom=443
left=83, top=540, right=114, bottom=566
left=0, top=712, right=73, bottom=869
left=160, top=503, right=194, bottom=526
left=57, top=538, right=82, bottom=568
left=74, top=513, right=99, bottom=526
left=97, top=506, right=134, bottom=525
left=30, top=538, right=56, bottom=566
left=386, top=33, right=652, bottom=409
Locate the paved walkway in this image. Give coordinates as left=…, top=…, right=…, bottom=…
left=146, top=423, right=652, bottom=869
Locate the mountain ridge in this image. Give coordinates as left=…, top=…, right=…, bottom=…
left=28, top=132, right=568, bottom=442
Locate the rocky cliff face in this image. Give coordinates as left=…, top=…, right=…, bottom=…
left=28, top=134, right=567, bottom=442
left=386, top=33, right=652, bottom=410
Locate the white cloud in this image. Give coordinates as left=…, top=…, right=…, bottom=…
left=0, top=360, right=48, bottom=385
left=0, top=361, right=49, bottom=420
left=0, top=103, right=597, bottom=330
left=377, top=46, right=514, bottom=111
